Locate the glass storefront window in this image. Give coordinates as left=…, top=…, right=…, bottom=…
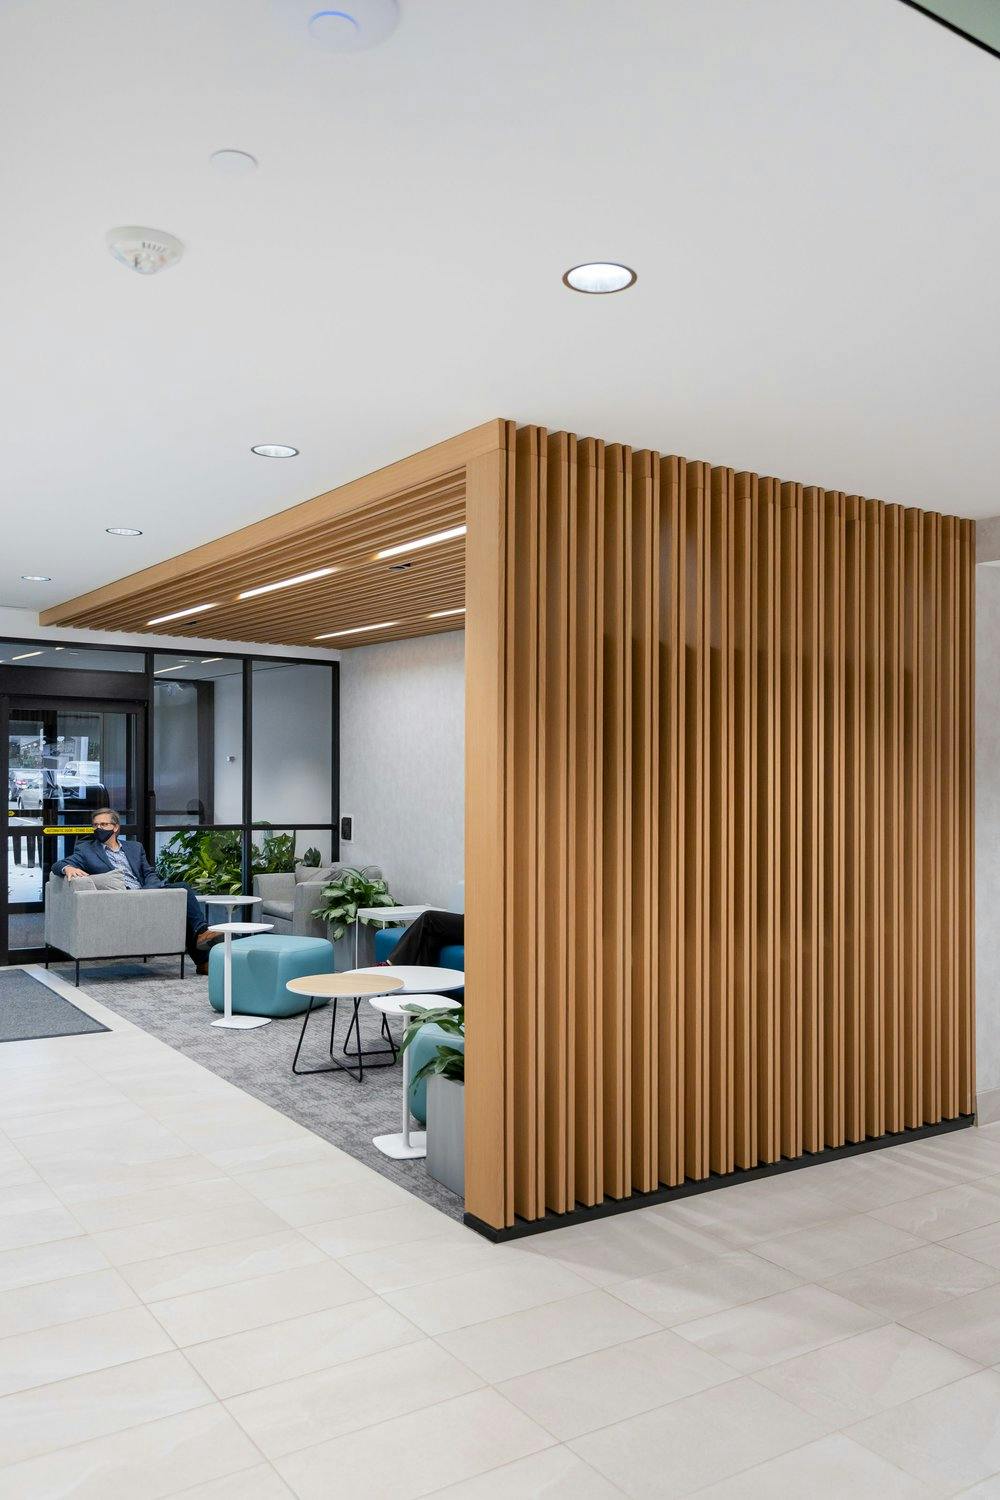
left=153, top=655, right=244, bottom=826
left=0, top=643, right=144, bottom=672
left=251, top=661, right=332, bottom=826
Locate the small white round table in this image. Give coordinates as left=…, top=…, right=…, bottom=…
left=201, top=893, right=262, bottom=924
left=369, top=993, right=460, bottom=1160
left=352, top=964, right=465, bottom=997
left=286, top=970, right=404, bottom=1081
left=210, top=921, right=273, bottom=1030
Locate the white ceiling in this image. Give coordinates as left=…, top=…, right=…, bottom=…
left=2, top=0, right=998, bottom=619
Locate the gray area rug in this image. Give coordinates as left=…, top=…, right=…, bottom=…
left=0, top=970, right=109, bottom=1042
left=52, top=958, right=462, bottom=1220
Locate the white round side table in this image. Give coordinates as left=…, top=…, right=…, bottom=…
left=370, top=992, right=461, bottom=1160
left=201, top=893, right=262, bottom=925
left=210, top=920, right=273, bottom=1030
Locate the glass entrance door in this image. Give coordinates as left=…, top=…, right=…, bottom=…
left=4, top=700, right=143, bottom=961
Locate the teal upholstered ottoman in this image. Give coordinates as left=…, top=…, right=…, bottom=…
left=208, top=934, right=334, bottom=1018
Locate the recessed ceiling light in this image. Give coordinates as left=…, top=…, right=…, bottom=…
left=147, top=604, right=218, bottom=626
left=315, top=621, right=398, bottom=639
left=106, top=527, right=143, bottom=537
left=427, top=608, right=466, bottom=618
left=210, top=149, right=258, bottom=174
left=201, top=658, right=223, bottom=664
left=563, top=262, right=637, bottom=294
left=106, top=226, right=184, bottom=276
left=11, top=650, right=44, bottom=660
left=276, top=0, right=399, bottom=52
left=376, top=525, right=466, bottom=560
left=153, top=663, right=191, bottom=674
left=238, top=567, right=336, bottom=600
left=20, top=574, right=50, bottom=582
left=251, top=444, right=299, bottom=459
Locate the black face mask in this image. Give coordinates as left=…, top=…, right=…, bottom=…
left=93, top=828, right=116, bottom=844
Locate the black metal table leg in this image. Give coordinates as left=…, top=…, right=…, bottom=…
left=291, top=992, right=398, bottom=1083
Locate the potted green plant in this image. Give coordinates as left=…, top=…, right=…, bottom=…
left=401, top=1003, right=465, bottom=1196
left=311, top=867, right=397, bottom=964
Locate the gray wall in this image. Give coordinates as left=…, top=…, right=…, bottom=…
left=977, top=559, right=1000, bottom=1113
left=338, top=631, right=464, bottom=907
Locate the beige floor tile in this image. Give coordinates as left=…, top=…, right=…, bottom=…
left=302, top=1201, right=465, bottom=1259
left=263, top=1176, right=415, bottom=1228
left=203, top=1136, right=334, bottom=1176
left=0, top=1178, right=66, bottom=1215
left=44, top=1153, right=222, bottom=1203
left=338, top=1232, right=516, bottom=1293
left=849, top=1369, right=1000, bottom=1494
left=569, top=1375, right=826, bottom=1498
left=16, top=1117, right=192, bottom=1170
left=0, top=1401, right=262, bottom=1500
left=168, top=1465, right=295, bottom=1498
left=0, top=1202, right=82, bottom=1252
left=811, top=1156, right=977, bottom=1213
left=673, top=1284, right=884, bottom=1373
left=689, top=1432, right=934, bottom=1498
left=1, top=1100, right=146, bottom=1141
left=149, top=1256, right=369, bottom=1345
left=956, top=1477, right=1000, bottom=1498
left=428, top=1445, right=623, bottom=1497
left=902, top=1284, right=1000, bottom=1364
left=274, top=1387, right=553, bottom=1500
left=0, top=1235, right=109, bottom=1294
left=69, top=1176, right=258, bottom=1234
left=384, top=1253, right=594, bottom=1335
left=941, top=1221, right=1000, bottom=1270
left=233, top=1156, right=380, bottom=1203
left=437, top=1288, right=660, bottom=1383
left=822, top=1244, right=1000, bottom=1320
left=226, top=1337, right=482, bottom=1458
left=754, top=1323, right=980, bottom=1428
left=869, top=1182, right=1000, bottom=1242
left=119, top=1229, right=328, bottom=1302
left=92, top=1200, right=289, bottom=1266
left=649, top=1178, right=841, bottom=1247
left=0, top=1350, right=213, bottom=1465
left=522, top=1213, right=735, bottom=1288
left=752, top=1213, right=923, bottom=1279
left=184, top=1296, right=421, bottom=1398
left=609, top=1249, right=803, bottom=1326
left=497, top=1327, right=735, bottom=1440
left=0, top=1267, right=138, bottom=1338
left=0, top=1304, right=173, bottom=1397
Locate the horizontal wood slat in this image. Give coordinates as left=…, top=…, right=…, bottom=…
left=468, top=424, right=976, bottom=1229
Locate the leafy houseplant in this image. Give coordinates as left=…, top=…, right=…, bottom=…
left=156, top=824, right=299, bottom=895
left=311, top=867, right=396, bottom=941
left=299, top=846, right=321, bottom=868
left=400, top=1003, right=465, bottom=1085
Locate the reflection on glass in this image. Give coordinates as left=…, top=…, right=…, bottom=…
left=153, top=656, right=243, bottom=825
left=251, top=661, right=332, bottom=825
left=0, top=643, right=143, bottom=672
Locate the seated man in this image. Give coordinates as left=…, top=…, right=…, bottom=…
left=383, top=908, right=464, bottom=967
left=53, top=808, right=222, bottom=975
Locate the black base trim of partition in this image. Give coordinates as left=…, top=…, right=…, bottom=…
left=464, top=1112, right=976, bottom=1242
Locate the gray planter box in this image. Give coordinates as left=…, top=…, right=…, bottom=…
left=427, top=1077, right=465, bottom=1197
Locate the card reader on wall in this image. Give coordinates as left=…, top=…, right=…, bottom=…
left=340, top=816, right=352, bottom=841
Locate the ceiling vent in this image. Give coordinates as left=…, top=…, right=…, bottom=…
left=274, top=1, right=400, bottom=52
left=106, top=226, right=185, bottom=276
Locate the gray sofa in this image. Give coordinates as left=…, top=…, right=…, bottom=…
left=44, top=874, right=188, bottom=984
left=253, top=863, right=385, bottom=968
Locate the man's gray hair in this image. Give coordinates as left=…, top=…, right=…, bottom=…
left=91, top=808, right=121, bottom=828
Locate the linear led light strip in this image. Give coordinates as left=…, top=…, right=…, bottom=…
left=238, top=567, right=336, bottom=600
left=153, top=663, right=191, bottom=674
left=376, top=525, right=466, bottom=560
left=147, top=603, right=218, bottom=626
left=315, top=622, right=398, bottom=640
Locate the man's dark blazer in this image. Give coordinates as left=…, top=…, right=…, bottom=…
left=52, top=836, right=163, bottom=887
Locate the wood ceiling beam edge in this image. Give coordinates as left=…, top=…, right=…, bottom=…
left=40, top=420, right=503, bottom=627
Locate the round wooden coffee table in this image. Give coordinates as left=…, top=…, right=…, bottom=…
left=286, top=970, right=403, bottom=1083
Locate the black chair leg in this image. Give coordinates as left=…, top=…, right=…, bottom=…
left=180, top=952, right=185, bottom=978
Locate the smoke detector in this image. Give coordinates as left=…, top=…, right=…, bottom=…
left=106, top=226, right=185, bottom=276
left=273, top=0, right=400, bottom=52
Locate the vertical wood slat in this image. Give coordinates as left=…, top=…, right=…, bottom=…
left=468, top=424, right=975, bottom=1231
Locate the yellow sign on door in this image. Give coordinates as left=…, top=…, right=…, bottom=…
left=42, top=826, right=93, bottom=835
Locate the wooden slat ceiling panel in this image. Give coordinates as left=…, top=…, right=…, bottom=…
left=44, top=474, right=467, bottom=650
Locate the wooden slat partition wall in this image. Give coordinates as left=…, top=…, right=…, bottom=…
left=465, top=423, right=975, bottom=1230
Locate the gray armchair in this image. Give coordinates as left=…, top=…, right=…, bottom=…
left=253, top=863, right=385, bottom=968
left=44, top=875, right=188, bottom=985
